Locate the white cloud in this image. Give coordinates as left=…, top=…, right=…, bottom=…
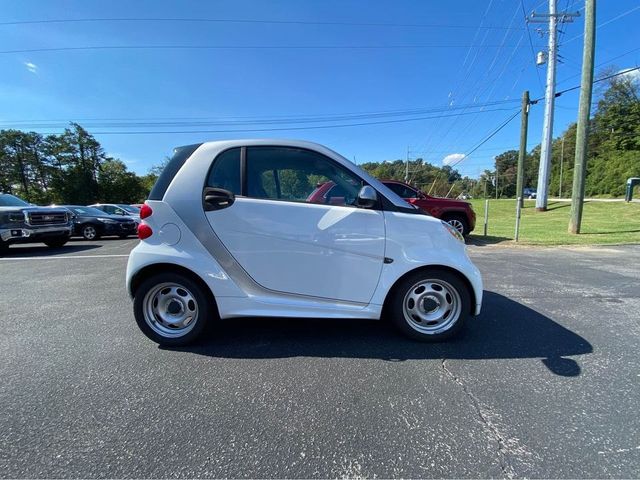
left=24, top=62, right=38, bottom=74
left=442, top=153, right=465, bottom=166
left=618, top=68, right=640, bottom=83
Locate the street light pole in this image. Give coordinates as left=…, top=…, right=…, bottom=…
left=530, top=1, right=580, bottom=211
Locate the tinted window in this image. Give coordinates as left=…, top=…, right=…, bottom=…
left=149, top=143, right=202, bottom=201
left=101, top=205, right=115, bottom=214
left=118, top=205, right=140, bottom=214
left=0, top=194, right=29, bottom=207
left=206, top=148, right=241, bottom=194
left=69, top=207, right=107, bottom=216
left=246, top=147, right=363, bottom=206
left=385, top=182, right=420, bottom=199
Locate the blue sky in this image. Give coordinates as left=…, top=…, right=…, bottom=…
left=1, top=0, right=639, bottom=178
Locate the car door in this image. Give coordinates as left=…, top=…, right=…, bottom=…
left=203, top=146, right=386, bottom=304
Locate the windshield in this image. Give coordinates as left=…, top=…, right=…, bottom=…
left=118, top=205, right=140, bottom=214
left=0, top=194, right=30, bottom=207
left=67, top=206, right=110, bottom=216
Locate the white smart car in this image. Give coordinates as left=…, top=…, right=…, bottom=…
left=126, top=140, right=483, bottom=345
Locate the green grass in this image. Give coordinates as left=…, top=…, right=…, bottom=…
left=468, top=199, right=640, bottom=246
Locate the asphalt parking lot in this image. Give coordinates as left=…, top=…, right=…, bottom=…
left=1, top=239, right=639, bottom=478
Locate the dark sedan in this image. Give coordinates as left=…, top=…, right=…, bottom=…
left=62, top=206, right=137, bottom=240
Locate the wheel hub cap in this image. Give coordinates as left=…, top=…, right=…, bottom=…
left=402, top=279, right=462, bottom=334
left=142, top=283, right=199, bottom=338
left=422, top=295, right=440, bottom=313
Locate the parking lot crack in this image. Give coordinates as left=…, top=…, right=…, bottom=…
left=441, top=359, right=517, bottom=479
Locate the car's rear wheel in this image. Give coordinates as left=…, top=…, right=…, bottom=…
left=44, top=237, right=69, bottom=248
left=387, top=269, right=470, bottom=342
left=443, top=214, right=470, bottom=237
left=81, top=224, right=100, bottom=241
left=133, top=272, right=212, bottom=346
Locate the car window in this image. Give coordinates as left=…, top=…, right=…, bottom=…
left=119, top=205, right=140, bottom=214
left=101, top=205, right=114, bottom=214
left=0, top=194, right=29, bottom=207
left=385, top=182, right=420, bottom=199
left=246, top=147, right=363, bottom=206
left=71, top=207, right=106, bottom=216
left=206, top=148, right=241, bottom=194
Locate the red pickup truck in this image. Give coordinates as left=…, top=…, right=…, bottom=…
left=381, top=180, right=476, bottom=236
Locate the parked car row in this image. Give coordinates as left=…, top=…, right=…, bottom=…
left=66, top=203, right=141, bottom=240
left=63, top=206, right=137, bottom=240
left=0, top=193, right=142, bottom=253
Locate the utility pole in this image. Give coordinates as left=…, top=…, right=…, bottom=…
left=405, top=147, right=410, bottom=183
left=559, top=136, right=565, bottom=197
left=516, top=90, right=530, bottom=207
left=569, top=0, right=596, bottom=234
left=529, top=1, right=580, bottom=211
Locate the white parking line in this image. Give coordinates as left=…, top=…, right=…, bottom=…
left=0, top=254, right=129, bottom=261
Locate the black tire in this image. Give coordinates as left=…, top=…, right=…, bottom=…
left=443, top=214, right=470, bottom=237
left=44, top=236, right=69, bottom=248
left=133, top=272, right=213, bottom=346
left=0, top=240, right=8, bottom=255
left=385, top=269, right=471, bottom=342
left=81, top=224, right=100, bottom=241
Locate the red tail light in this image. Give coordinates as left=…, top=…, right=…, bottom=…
left=140, top=203, right=152, bottom=219
left=138, top=223, right=153, bottom=240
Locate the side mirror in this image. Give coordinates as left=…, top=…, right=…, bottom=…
left=356, top=185, right=378, bottom=209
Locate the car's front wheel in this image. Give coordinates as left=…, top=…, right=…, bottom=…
left=443, top=214, right=470, bottom=237
left=133, top=272, right=212, bottom=346
left=387, top=269, right=471, bottom=341
left=81, top=224, right=100, bottom=241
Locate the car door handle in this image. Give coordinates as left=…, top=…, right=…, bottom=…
left=203, top=188, right=235, bottom=211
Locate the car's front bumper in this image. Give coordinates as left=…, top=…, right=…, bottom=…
left=0, top=225, right=72, bottom=243
left=103, top=222, right=136, bottom=235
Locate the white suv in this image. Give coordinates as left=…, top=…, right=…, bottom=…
left=126, top=140, right=482, bottom=345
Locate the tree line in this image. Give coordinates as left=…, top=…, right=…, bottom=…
left=1, top=71, right=637, bottom=205
left=0, top=123, right=156, bottom=205
left=480, top=70, right=640, bottom=199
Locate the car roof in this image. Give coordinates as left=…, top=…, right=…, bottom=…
left=195, top=138, right=335, bottom=151
left=172, top=139, right=418, bottom=210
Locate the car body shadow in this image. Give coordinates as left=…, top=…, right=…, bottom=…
left=466, top=235, right=512, bottom=246
left=168, top=291, right=592, bottom=377
left=1, top=244, right=101, bottom=257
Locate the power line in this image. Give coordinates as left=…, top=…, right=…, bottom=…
left=563, top=5, right=640, bottom=44
left=521, top=0, right=545, bottom=93
left=556, top=46, right=640, bottom=85
left=0, top=16, right=529, bottom=30
left=449, top=109, right=522, bottom=168
left=27, top=106, right=521, bottom=136
left=534, top=65, right=640, bottom=102
left=0, top=43, right=543, bottom=55
left=0, top=99, right=521, bottom=127
left=435, top=3, right=525, bottom=154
